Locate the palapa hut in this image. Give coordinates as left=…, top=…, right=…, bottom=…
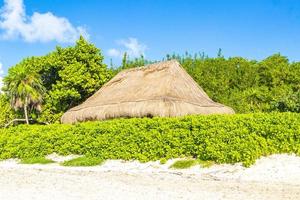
left=61, top=60, right=234, bottom=124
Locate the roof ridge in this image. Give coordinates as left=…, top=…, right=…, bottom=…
left=120, top=59, right=179, bottom=73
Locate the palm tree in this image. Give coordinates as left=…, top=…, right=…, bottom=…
left=4, top=65, right=44, bottom=124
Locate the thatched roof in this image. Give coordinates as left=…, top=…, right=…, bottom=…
left=61, top=60, right=234, bottom=124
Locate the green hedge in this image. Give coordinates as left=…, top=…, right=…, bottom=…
left=0, top=113, right=300, bottom=166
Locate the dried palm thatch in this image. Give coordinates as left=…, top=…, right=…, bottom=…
left=61, top=60, right=234, bottom=124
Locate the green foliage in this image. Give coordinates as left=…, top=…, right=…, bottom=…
left=118, top=54, right=153, bottom=71
left=170, top=159, right=197, bottom=169
left=21, top=157, right=54, bottom=164
left=0, top=94, right=15, bottom=127
left=198, top=160, right=214, bottom=168
left=173, top=53, right=300, bottom=113
left=61, top=156, right=103, bottom=167
left=4, top=36, right=113, bottom=124
left=3, top=40, right=300, bottom=125
left=170, top=159, right=214, bottom=169
left=117, top=52, right=300, bottom=114
left=0, top=113, right=299, bottom=166
left=41, top=37, right=113, bottom=123
left=159, top=158, right=167, bottom=164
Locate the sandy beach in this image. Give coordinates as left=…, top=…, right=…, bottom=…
left=0, top=154, right=300, bottom=200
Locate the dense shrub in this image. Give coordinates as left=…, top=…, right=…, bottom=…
left=184, top=55, right=300, bottom=113
left=0, top=113, right=299, bottom=166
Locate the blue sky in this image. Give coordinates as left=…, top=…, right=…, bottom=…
left=0, top=0, right=300, bottom=77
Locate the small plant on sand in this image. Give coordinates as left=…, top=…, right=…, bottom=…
left=170, top=159, right=197, bottom=169
left=61, top=156, right=103, bottom=167
left=198, top=160, right=214, bottom=168
left=160, top=158, right=167, bottom=164
left=21, top=157, right=54, bottom=164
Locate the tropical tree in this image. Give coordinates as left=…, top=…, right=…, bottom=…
left=38, top=36, right=113, bottom=123
left=3, top=64, right=44, bottom=124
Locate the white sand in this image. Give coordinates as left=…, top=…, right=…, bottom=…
left=0, top=154, right=300, bottom=200
left=46, top=153, right=82, bottom=163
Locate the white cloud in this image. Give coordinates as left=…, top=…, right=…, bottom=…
left=108, top=37, right=147, bottom=58
left=0, top=62, right=4, bottom=91
left=0, top=0, right=88, bottom=43
left=107, top=48, right=122, bottom=58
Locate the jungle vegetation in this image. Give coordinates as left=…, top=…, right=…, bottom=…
left=1, top=37, right=300, bottom=126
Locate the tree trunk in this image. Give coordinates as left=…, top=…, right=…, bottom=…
left=4, top=119, right=31, bottom=128
left=24, top=98, right=29, bottom=125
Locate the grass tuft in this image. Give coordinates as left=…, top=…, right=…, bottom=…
left=198, top=160, right=214, bottom=168
left=61, top=156, right=103, bottom=167
left=170, top=159, right=197, bottom=169
left=159, top=158, right=167, bottom=164
left=21, top=157, right=55, bottom=164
